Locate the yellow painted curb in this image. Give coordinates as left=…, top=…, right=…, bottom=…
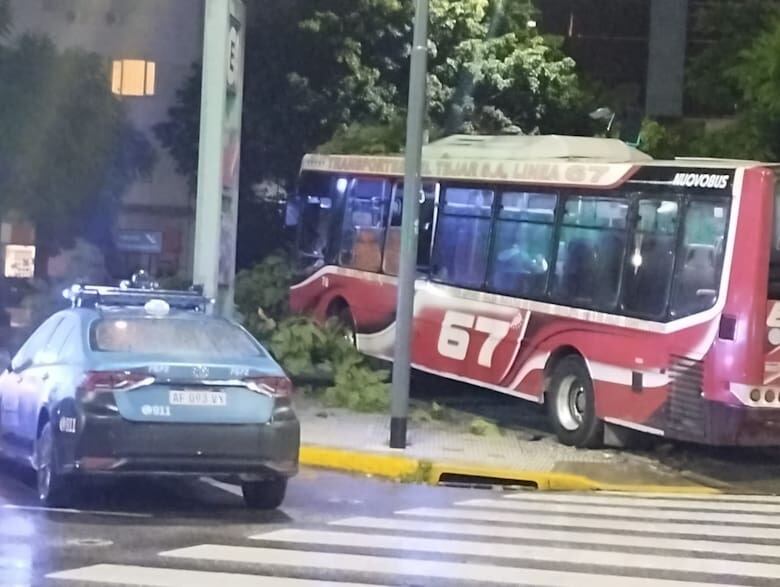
left=300, top=445, right=420, bottom=480
left=300, top=445, right=720, bottom=494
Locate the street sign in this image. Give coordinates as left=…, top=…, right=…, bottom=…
left=115, top=230, right=163, bottom=254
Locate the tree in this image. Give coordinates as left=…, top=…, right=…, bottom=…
left=317, top=116, right=409, bottom=155
left=642, top=2, right=780, bottom=162
left=0, top=35, right=153, bottom=276
left=157, top=0, right=590, bottom=191
left=686, top=0, right=778, bottom=116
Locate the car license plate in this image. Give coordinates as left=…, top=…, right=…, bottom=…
left=169, top=390, right=227, bottom=406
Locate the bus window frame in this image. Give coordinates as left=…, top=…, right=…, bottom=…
left=668, top=194, right=731, bottom=320
left=294, top=171, right=345, bottom=268
left=484, top=188, right=559, bottom=302
left=548, top=192, right=631, bottom=314
left=617, top=193, right=684, bottom=321
left=383, top=181, right=439, bottom=276
left=429, top=181, right=498, bottom=290
left=337, top=176, right=392, bottom=274
left=292, top=169, right=735, bottom=325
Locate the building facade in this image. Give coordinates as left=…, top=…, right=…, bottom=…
left=7, top=0, right=204, bottom=280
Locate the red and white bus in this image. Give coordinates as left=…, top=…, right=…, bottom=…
left=288, top=134, right=780, bottom=447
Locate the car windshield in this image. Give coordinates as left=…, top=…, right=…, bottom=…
left=91, top=317, right=264, bottom=359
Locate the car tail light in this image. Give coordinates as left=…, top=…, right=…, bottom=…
left=80, top=370, right=153, bottom=393
left=245, top=376, right=293, bottom=397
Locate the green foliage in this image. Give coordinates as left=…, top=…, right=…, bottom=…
left=323, top=356, right=391, bottom=412
left=641, top=6, right=780, bottom=164
left=318, top=116, right=408, bottom=155
left=157, top=0, right=591, bottom=193
left=268, top=315, right=390, bottom=412
left=469, top=417, right=503, bottom=437
left=234, top=252, right=389, bottom=413
left=428, top=1, right=589, bottom=135
left=154, top=63, right=201, bottom=192
left=687, top=0, right=778, bottom=115
left=234, top=253, right=293, bottom=338
left=640, top=118, right=773, bottom=162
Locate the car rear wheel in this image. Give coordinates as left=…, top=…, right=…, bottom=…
left=241, top=477, right=287, bottom=510
left=35, top=422, right=71, bottom=507
left=547, top=356, right=603, bottom=448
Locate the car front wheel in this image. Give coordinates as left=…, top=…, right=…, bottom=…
left=35, top=422, right=71, bottom=507
left=241, top=477, right=287, bottom=510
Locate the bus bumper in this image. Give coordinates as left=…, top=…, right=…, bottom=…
left=706, top=402, right=780, bottom=446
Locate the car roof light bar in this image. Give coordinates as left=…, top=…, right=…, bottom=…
left=64, top=284, right=211, bottom=312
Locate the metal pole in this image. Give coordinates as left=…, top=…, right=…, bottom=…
left=390, top=0, right=429, bottom=449
left=193, top=0, right=246, bottom=316
left=193, top=0, right=229, bottom=307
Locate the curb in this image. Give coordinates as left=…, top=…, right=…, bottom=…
left=299, top=445, right=720, bottom=494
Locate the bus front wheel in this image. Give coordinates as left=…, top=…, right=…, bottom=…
left=547, top=356, right=603, bottom=448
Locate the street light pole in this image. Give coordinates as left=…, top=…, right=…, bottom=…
left=390, top=0, right=429, bottom=450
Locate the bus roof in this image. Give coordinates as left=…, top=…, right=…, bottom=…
left=420, top=134, right=652, bottom=162
left=301, top=134, right=771, bottom=189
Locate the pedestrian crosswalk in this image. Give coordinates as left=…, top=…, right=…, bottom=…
left=48, top=489, right=780, bottom=586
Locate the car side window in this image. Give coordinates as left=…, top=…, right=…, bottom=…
left=39, top=317, right=78, bottom=365
left=12, top=316, right=63, bottom=371
left=58, top=325, right=83, bottom=363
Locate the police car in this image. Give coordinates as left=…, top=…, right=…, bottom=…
left=0, top=276, right=299, bottom=509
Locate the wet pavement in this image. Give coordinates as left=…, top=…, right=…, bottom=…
left=0, top=463, right=485, bottom=586
left=3, top=459, right=780, bottom=586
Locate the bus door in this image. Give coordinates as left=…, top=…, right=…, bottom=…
left=382, top=182, right=437, bottom=275
left=383, top=182, right=437, bottom=366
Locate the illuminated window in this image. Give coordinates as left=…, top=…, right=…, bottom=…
left=4, top=245, right=36, bottom=278
left=111, top=60, right=156, bottom=96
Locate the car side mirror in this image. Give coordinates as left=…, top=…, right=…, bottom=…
left=11, top=358, right=32, bottom=374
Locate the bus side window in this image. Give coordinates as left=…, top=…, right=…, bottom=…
left=296, top=172, right=342, bottom=267
left=622, top=199, right=679, bottom=319
left=551, top=197, right=629, bottom=311
left=383, top=183, right=436, bottom=276
left=431, top=186, right=494, bottom=289
left=339, top=178, right=391, bottom=273
left=670, top=200, right=729, bottom=318
left=488, top=191, right=556, bottom=298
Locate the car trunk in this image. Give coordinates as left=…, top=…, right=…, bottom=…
left=85, top=359, right=281, bottom=425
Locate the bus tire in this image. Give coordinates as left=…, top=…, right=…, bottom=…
left=547, top=356, right=603, bottom=448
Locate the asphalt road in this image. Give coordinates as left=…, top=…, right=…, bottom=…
left=2, top=462, right=780, bottom=587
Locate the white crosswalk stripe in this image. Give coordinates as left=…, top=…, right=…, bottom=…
left=49, top=490, right=780, bottom=586
left=397, top=505, right=780, bottom=539
left=503, top=491, right=780, bottom=513
left=457, top=497, right=778, bottom=524
left=330, top=515, right=780, bottom=557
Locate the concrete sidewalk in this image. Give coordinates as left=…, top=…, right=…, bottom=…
left=295, top=397, right=719, bottom=493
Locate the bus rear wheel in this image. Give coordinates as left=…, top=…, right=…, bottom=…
left=547, top=356, right=603, bottom=448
